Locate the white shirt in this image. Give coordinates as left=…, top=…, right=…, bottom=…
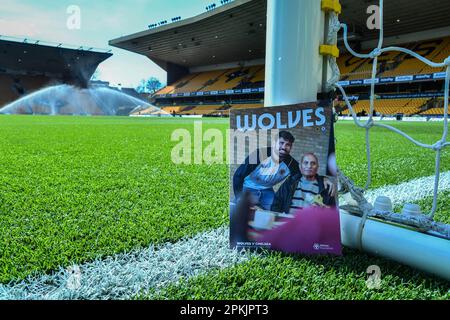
left=243, top=157, right=291, bottom=190
left=289, top=177, right=319, bottom=214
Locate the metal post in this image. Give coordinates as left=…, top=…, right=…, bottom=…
left=264, top=0, right=325, bottom=107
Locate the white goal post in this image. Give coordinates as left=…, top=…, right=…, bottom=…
left=263, top=0, right=450, bottom=280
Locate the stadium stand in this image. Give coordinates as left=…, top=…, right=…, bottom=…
left=0, top=73, right=54, bottom=107
left=149, top=35, right=450, bottom=116
left=0, top=37, right=112, bottom=108
left=340, top=98, right=430, bottom=116
left=151, top=37, right=448, bottom=114
left=341, top=49, right=405, bottom=80
left=155, top=66, right=265, bottom=95
left=154, top=36, right=450, bottom=98
left=157, top=102, right=263, bottom=116
left=160, top=106, right=184, bottom=114
left=339, top=37, right=450, bottom=79
left=420, top=38, right=450, bottom=74
left=419, top=98, right=450, bottom=116
left=18, top=75, right=51, bottom=94
left=338, top=53, right=369, bottom=79
left=178, top=105, right=223, bottom=115
left=420, top=108, right=449, bottom=115
left=204, top=66, right=264, bottom=91
left=230, top=103, right=263, bottom=110
left=0, top=74, right=19, bottom=103
left=110, top=0, right=450, bottom=118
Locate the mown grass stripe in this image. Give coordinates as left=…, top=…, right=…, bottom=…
left=1, top=172, right=448, bottom=300
left=0, top=117, right=448, bottom=284
left=0, top=227, right=252, bottom=300
left=149, top=191, right=450, bottom=300
left=364, top=171, right=450, bottom=207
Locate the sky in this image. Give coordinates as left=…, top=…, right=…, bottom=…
left=0, top=0, right=217, bottom=88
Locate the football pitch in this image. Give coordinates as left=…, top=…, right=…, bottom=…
left=0, top=115, right=449, bottom=299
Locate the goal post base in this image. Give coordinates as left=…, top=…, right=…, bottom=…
left=340, top=209, right=450, bottom=281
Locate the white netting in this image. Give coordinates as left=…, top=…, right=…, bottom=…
left=325, top=0, right=450, bottom=243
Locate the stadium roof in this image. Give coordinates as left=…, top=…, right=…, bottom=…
left=109, top=0, right=265, bottom=69
left=0, top=36, right=112, bottom=86
left=109, top=0, right=450, bottom=69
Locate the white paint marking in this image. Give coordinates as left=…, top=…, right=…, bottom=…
left=365, top=171, right=450, bottom=206
left=1, top=172, right=449, bottom=300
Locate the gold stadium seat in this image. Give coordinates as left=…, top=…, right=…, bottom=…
left=156, top=65, right=266, bottom=95
left=230, top=103, right=263, bottom=110
left=337, top=36, right=450, bottom=79
left=178, top=105, right=224, bottom=115
left=341, top=98, right=429, bottom=116
left=420, top=108, right=449, bottom=115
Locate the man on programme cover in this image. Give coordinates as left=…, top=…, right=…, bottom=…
left=271, top=152, right=336, bottom=214
left=232, top=131, right=300, bottom=210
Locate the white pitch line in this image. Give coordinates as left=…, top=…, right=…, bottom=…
left=0, top=172, right=449, bottom=300
left=364, top=171, right=450, bottom=206
left=0, top=226, right=253, bottom=300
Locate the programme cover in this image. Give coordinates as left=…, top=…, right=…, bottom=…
left=229, top=101, right=342, bottom=255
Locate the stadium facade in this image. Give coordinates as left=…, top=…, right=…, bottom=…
left=0, top=37, right=112, bottom=108
left=0, top=37, right=156, bottom=116
left=110, top=0, right=450, bottom=117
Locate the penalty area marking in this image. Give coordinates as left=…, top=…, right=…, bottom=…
left=0, top=171, right=449, bottom=300
left=364, top=171, right=450, bottom=206
left=0, top=226, right=251, bottom=300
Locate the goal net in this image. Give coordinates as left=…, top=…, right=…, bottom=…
left=324, top=0, right=450, bottom=242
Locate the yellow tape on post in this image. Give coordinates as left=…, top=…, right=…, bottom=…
left=321, top=0, right=342, bottom=14
left=320, top=45, right=340, bottom=58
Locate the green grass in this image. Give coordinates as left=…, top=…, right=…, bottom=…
left=0, top=116, right=229, bottom=283
left=0, top=115, right=448, bottom=297
left=336, top=121, right=450, bottom=188
left=147, top=250, right=450, bottom=300
left=146, top=192, right=450, bottom=300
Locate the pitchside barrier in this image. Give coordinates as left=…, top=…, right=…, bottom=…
left=338, top=116, right=444, bottom=122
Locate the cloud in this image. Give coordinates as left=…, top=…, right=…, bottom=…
left=0, top=18, right=40, bottom=38
left=0, top=1, right=72, bottom=42
left=98, top=51, right=166, bottom=88
left=0, top=0, right=193, bottom=87
left=0, top=0, right=37, bottom=16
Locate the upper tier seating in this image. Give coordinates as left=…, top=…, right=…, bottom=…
left=340, top=98, right=429, bottom=116
left=156, top=37, right=450, bottom=96
left=339, top=37, right=450, bottom=79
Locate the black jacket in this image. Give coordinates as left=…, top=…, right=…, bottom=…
left=232, top=147, right=300, bottom=196
left=271, top=173, right=336, bottom=213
